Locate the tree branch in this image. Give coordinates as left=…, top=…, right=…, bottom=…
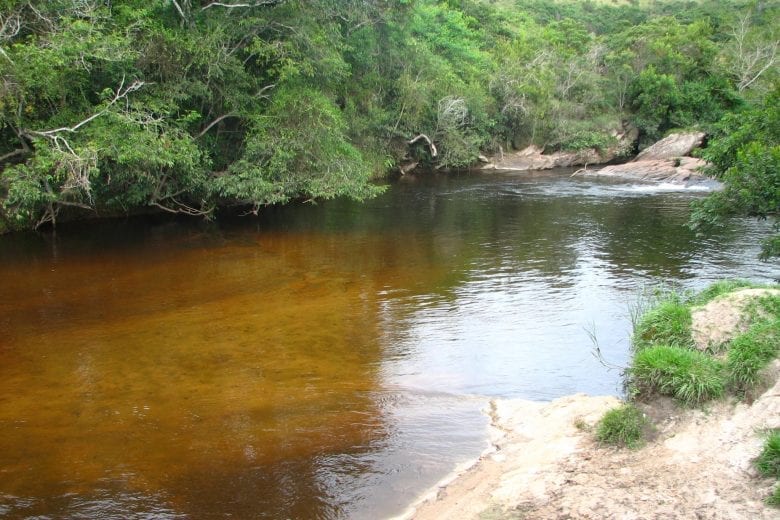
left=408, top=134, right=438, bottom=158
left=201, top=0, right=283, bottom=10
left=0, top=148, right=27, bottom=163
left=196, top=113, right=237, bottom=138
left=26, top=77, right=145, bottom=138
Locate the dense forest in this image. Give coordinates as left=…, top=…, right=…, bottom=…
left=0, top=0, right=777, bottom=252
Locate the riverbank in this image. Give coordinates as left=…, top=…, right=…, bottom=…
left=406, top=368, right=779, bottom=519
left=406, top=286, right=780, bottom=519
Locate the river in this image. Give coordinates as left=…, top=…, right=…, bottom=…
left=0, top=170, right=777, bottom=519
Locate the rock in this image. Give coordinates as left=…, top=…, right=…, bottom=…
left=480, top=124, right=638, bottom=172
left=691, top=288, right=780, bottom=351
left=586, top=157, right=719, bottom=187
left=635, top=131, right=706, bottom=161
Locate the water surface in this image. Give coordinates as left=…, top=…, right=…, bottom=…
left=0, top=170, right=776, bottom=518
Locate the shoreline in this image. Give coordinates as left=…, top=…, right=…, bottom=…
left=400, top=373, right=780, bottom=520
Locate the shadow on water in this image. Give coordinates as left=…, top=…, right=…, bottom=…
left=0, top=170, right=776, bottom=518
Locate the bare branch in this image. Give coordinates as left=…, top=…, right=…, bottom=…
left=201, top=0, right=283, bottom=10
left=27, top=78, right=145, bottom=138
left=727, top=12, right=779, bottom=92
left=171, top=0, right=189, bottom=22
left=408, top=134, right=438, bottom=158
left=150, top=200, right=212, bottom=216
left=0, top=148, right=27, bottom=163
left=196, top=114, right=237, bottom=138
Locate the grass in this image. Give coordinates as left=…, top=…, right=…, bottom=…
left=726, top=319, right=780, bottom=395
left=596, top=280, right=779, bottom=455
left=633, top=295, right=693, bottom=351
left=631, top=345, right=724, bottom=405
left=595, top=404, right=648, bottom=449
left=689, top=280, right=759, bottom=306
left=755, top=430, right=780, bottom=507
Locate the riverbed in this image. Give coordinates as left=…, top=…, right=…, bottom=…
left=0, top=170, right=776, bottom=519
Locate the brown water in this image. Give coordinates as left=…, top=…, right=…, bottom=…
left=0, top=171, right=777, bottom=519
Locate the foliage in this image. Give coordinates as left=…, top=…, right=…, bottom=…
left=691, top=86, right=780, bottom=258
left=595, top=403, right=648, bottom=449
left=631, top=345, right=725, bottom=405
left=0, top=0, right=778, bottom=229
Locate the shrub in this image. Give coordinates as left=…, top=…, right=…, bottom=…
left=631, top=345, right=724, bottom=405
left=633, top=298, right=693, bottom=351
left=726, top=319, right=780, bottom=394
left=595, top=404, right=648, bottom=449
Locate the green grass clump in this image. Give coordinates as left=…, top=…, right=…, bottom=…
left=768, top=486, right=780, bottom=507
left=756, top=431, right=780, bottom=478
left=633, top=298, right=693, bottom=351
left=631, top=345, right=724, bottom=405
left=755, top=430, right=780, bottom=507
left=726, top=319, right=780, bottom=394
left=595, top=404, right=648, bottom=449
left=690, top=280, right=757, bottom=305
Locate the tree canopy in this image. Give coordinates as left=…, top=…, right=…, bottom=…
left=0, top=0, right=777, bottom=245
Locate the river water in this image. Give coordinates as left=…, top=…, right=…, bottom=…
left=0, top=170, right=777, bottom=519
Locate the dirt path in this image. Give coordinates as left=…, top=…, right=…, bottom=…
left=408, top=365, right=780, bottom=520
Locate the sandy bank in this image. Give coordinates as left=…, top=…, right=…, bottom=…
left=406, top=369, right=780, bottom=520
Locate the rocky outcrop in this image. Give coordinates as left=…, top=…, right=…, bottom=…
left=586, top=156, right=718, bottom=186
left=481, top=125, right=638, bottom=172
left=579, top=131, right=718, bottom=186
left=635, top=131, right=706, bottom=161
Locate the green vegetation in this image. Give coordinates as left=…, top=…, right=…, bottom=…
left=633, top=296, right=693, bottom=351
left=628, top=284, right=779, bottom=404
left=631, top=345, right=724, bottom=405
left=597, top=281, right=779, bottom=450
left=0, top=0, right=776, bottom=231
left=595, top=403, right=648, bottom=449
left=756, top=430, right=780, bottom=478
left=755, top=430, right=780, bottom=506
left=726, top=317, right=780, bottom=395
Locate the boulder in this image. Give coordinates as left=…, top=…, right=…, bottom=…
left=586, top=157, right=719, bottom=186
left=481, top=125, right=638, bottom=172
left=634, top=132, right=706, bottom=162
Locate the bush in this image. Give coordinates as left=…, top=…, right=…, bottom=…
left=595, top=404, right=648, bottom=449
left=633, top=298, right=693, bottom=351
left=631, top=345, right=724, bottom=405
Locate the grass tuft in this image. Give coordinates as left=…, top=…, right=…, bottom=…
left=755, top=430, right=780, bottom=507
left=768, top=486, right=780, bottom=507
left=690, top=280, right=758, bottom=305
left=595, top=404, right=648, bottom=449
left=633, top=297, right=693, bottom=351
left=726, top=319, right=780, bottom=394
left=631, top=345, right=724, bottom=405
left=756, top=430, right=780, bottom=478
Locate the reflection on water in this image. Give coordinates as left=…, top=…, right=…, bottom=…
left=0, top=170, right=776, bottom=518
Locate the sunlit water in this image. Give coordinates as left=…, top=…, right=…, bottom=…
left=0, top=170, right=777, bottom=519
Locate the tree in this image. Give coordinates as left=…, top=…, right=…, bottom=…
left=691, top=85, right=780, bottom=259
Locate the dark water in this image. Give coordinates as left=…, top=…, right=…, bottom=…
left=0, top=171, right=776, bottom=519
